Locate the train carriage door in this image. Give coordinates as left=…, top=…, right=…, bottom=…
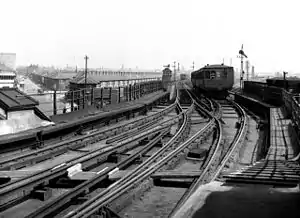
left=216, top=71, right=221, bottom=79
left=223, top=68, right=228, bottom=79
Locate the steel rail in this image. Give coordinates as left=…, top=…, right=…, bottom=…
left=67, top=106, right=216, bottom=218
left=167, top=89, right=222, bottom=217
left=24, top=99, right=185, bottom=217
left=55, top=94, right=188, bottom=218
left=210, top=99, right=247, bottom=180
left=0, top=102, right=177, bottom=171
left=0, top=121, right=177, bottom=207
left=61, top=88, right=199, bottom=218
left=169, top=99, right=247, bottom=218
left=24, top=128, right=171, bottom=218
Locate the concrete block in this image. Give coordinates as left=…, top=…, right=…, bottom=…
left=32, top=188, right=52, bottom=201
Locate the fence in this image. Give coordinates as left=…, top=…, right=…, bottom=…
left=24, top=80, right=163, bottom=116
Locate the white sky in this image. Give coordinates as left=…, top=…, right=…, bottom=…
left=1, top=0, right=300, bottom=74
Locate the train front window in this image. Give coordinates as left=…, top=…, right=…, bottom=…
left=210, top=71, right=216, bottom=79
left=205, top=71, right=210, bottom=79
left=222, top=69, right=228, bottom=78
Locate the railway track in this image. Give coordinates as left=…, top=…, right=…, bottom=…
left=18, top=87, right=194, bottom=218
left=0, top=85, right=257, bottom=218
left=57, top=87, right=216, bottom=218
left=10, top=94, right=190, bottom=218
left=168, top=90, right=248, bottom=218
left=0, top=102, right=177, bottom=171
left=0, top=101, right=183, bottom=214
left=0, top=92, right=168, bottom=155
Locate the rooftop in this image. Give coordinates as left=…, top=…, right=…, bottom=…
left=201, top=64, right=232, bottom=69
left=0, top=88, right=39, bottom=111
left=70, top=71, right=160, bottom=84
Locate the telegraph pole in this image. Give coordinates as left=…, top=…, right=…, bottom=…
left=177, top=62, right=180, bottom=72
left=84, top=55, right=89, bottom=89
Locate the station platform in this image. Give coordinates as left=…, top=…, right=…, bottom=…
left=50, top=91, right=165, bottom=123
left=173, top=181, right=300, bottom=218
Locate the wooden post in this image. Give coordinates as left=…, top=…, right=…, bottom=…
left=118, top=86, right=121, bottom=103
left=53, top=90, right=57, bottom=115
left=133, top=84, right=136, bottom=100
left=91, top=87, right=94, bottom=105
left=100, top=88, right=103, bottom=108
left=129, top=85, right=132, bottom=101
left=109, top=87, right=112, bottom=104
left=82, top=89, right=85, bottom=109
left=71, top=90, right=74, bottom=111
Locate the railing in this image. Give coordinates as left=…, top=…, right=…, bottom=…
left=64, top=81, right=163, bottom=112
left=20, top=80, right=163, bottom=116
left=282, top=90, right=300, bottom=139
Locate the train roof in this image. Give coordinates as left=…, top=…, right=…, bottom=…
left=191, top=64, right=232, bottom=76
left=163, top=67, right=172, bottom=73
left=200, top=64, right=232, bottom=69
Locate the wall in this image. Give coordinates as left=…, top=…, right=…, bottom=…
left=243, top=81, right=283, bottom=106
left=44, top=77, right=59, bottom=90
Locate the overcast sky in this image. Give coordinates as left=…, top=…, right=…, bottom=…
left=1, top=0, right=299, bottom=74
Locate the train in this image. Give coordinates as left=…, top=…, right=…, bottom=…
left=191, top=64, right=234, bottom=98
left=180, top=73, right=187, bottom=80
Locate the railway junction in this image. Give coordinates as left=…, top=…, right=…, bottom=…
left=0, top=75, right=299, bottom=218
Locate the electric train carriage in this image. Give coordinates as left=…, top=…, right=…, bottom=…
left=191, top=64, right=234, bottom=98
left=180, top=74, right=187, bottom=80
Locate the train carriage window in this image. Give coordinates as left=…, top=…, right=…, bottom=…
left=210, top=71, right=216, bottom=79
left=216, top=71, right=221, bottom=79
